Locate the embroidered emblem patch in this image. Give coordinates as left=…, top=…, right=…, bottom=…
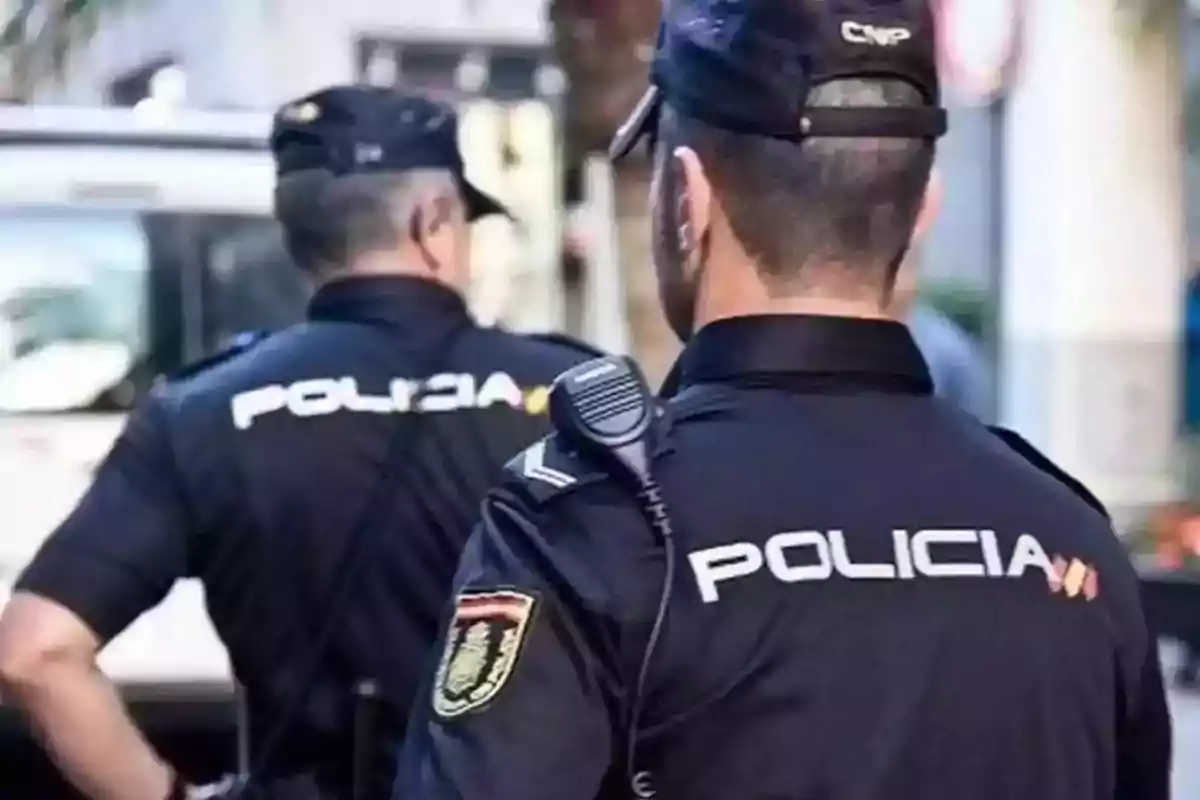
left=432, top=590, right=537, bottom=718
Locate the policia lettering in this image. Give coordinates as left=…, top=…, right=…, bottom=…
left=231, top=372, right=551, bottom=429
left=689, top=529, right=1084, bottom=603
left=432, top=591, right=537, bottom=718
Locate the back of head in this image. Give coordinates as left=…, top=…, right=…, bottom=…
left=274, top=167, right=468, bottom=282
left=610, top=0, right=948, bottom=337
left=269, top=85, right=510, bottom=288
left=655, top=78, right=935, bottom=297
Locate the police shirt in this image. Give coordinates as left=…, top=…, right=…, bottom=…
left=15, top=275, right=598, bottom=786
left=397, top=315, right=1171, bottom=800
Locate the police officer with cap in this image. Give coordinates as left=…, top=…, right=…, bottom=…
left=0, top=84, right=600, bottom=800
left=395, top=1, right=1172, bottom=798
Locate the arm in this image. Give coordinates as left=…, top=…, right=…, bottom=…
left=1115, top=592, right=1172, bottom=800
left=395, top=489, right=619, bottom=800
left=0, top=398, right=193, bottom=800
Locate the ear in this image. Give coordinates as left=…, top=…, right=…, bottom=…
left=913, top=167, right=942, bottom=240
left=673, top=146, right=712, bottom=241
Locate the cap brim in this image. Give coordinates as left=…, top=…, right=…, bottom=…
left=463, top=180, right=510, bottom=221
left=609, top=86, right=662, bottom=161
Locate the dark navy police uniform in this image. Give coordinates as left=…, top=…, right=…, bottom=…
left=399, top=318, right=1170, bottom=800
left=15, top=85, right=598, bottom=799
left=396, top=0, right=1172, bottom=797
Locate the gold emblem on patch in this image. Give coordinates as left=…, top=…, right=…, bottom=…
left=432, top=590, right=537, bottom=718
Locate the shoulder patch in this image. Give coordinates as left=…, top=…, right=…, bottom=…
left=988, top=426, right=1110, bottom=520
left=524, top=331, right=607, bottom=359
left=166, top=330, right=272, bottom=382
left=432, top=590, right=537, bottom=719
left=503, top=435, right=603, bottom=505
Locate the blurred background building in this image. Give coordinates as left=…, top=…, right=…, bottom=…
left=0, top=0, right=1189, bottom=517
left=0, top=0, right=1190, bottom=528
left=5, top=0, right=551, bottom=108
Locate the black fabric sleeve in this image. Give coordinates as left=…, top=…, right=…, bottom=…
left=394, top=489, right=620, bottom=800
left=15, top=397, right=194, bottom=642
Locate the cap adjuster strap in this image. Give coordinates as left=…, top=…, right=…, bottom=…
left=799, top=106, right=948, bottom=139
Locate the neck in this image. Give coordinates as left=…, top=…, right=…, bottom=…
left=695, top=269, right=896, bottom=328
left=325, top=253, right=460, bottom=293
left=699, top=298, right=894, bottom=328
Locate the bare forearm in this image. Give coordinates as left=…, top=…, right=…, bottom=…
left=13, top=663, right=171, bottom=800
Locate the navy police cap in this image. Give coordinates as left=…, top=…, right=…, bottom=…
left=271, top=84, right=508, bottom=221
left=610, top=0, right=948, bottom=160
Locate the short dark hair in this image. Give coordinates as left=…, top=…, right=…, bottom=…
left=273, top=168, right=462, bottom=274
left=658, top=79, right=935, bottom=293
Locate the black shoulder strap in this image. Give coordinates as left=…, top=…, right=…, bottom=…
left=524, top=331, right=608, bottom=359
left=988, top=426, right=1110, bottom=520
left=239, top=320, right=471, bottom=795
left=168, top=330, right=272, bottom=382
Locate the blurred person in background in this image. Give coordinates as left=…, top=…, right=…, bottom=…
left=888, top=246, right=992, bottom=421
left=0, top=85, right=600, bottom=800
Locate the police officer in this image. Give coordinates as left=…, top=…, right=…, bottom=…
left=0, top=85, right=599, bottom=800
left=395, top=1, right=1172, bottom=798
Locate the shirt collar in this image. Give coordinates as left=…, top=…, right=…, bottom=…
left=307, top=275, right=472, bottom=331
left=675, top=314, right=933, bottom=394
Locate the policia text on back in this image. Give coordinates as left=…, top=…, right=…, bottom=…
left=0, top=84, right=604, bottom=800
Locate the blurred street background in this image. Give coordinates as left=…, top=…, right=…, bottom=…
left=1163, top=643, right=1200, bottom=795
left=0, top=0, right=1199, bottom=795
